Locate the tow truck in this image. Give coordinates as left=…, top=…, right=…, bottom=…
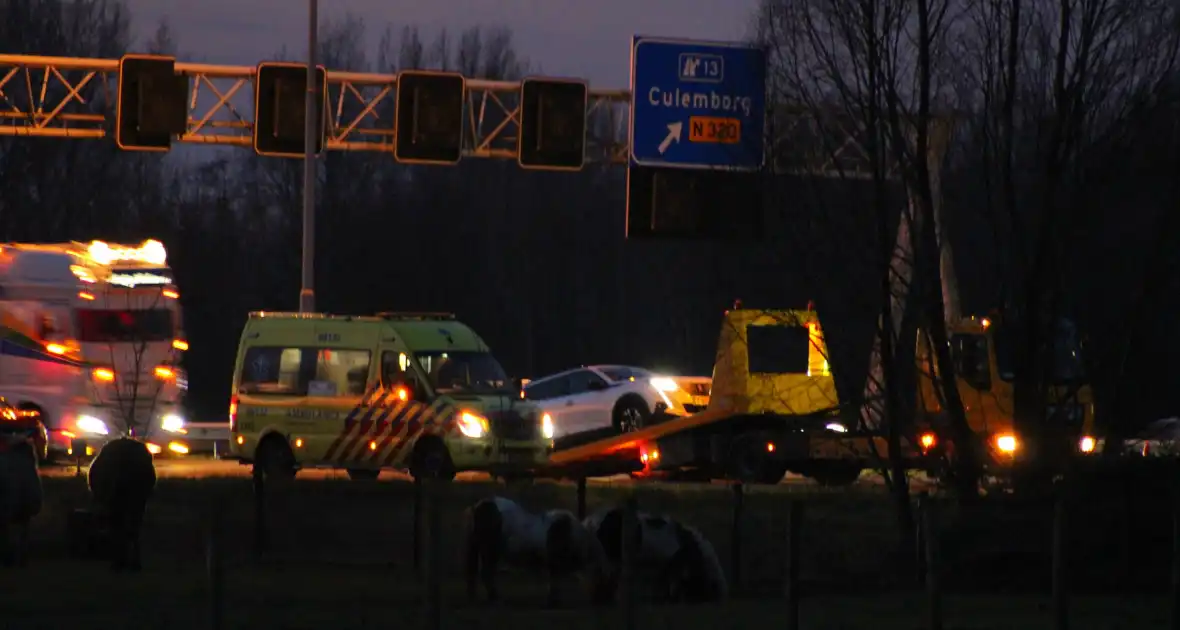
left=533, top=306, right=890, bottom=485
left=529, top=300, right=1100, bottom=487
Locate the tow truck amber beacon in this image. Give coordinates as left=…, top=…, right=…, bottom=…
left=0, top=239, right=189, bottom=460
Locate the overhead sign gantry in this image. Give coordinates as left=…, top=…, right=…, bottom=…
left=0, top=53, right=627, bottom=169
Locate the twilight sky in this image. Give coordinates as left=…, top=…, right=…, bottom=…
left=125, top=0, right=761, bottom=88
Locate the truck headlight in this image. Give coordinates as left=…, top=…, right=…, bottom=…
left=541, top=413, right=554, bottom=439
left=995, top=433, right=1019, bottom=454
left=76, top=415, right=109, bottom=436
left=457, top=411, right=489, bottom=439
left=161, top=413, right=186, bottom=433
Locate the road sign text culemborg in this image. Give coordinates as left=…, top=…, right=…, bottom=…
left=629, top=36, right=767, bottom=170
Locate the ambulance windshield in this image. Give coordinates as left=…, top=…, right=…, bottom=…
left=415, top=351, right=510, bottom=394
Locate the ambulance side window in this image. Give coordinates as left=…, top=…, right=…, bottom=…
left=240, top=346, right=371, bottom=397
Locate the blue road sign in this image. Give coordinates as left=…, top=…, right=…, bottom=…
left=629, top=36, right=767, bottom=170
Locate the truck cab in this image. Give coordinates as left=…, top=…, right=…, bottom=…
left=0, top=239, right=188, bottom=460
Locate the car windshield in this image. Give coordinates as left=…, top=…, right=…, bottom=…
left=993, top=319, right=1086, bottom=384
left=599, top=367, right=651, bottom=382
left=415, top=351, right=510, bottom=394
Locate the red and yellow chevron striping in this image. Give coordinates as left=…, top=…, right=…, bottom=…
left=325, top=385, right=458, bottom=468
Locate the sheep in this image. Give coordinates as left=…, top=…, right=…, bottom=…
left=0, top=428, right=43, bottom=567
left=463, top=496, right=613, bottom=607
left=585, top=505, right=727, bottom=604
left=87, top=437, right=156, bottom=571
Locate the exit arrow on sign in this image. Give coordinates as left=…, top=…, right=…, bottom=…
left=658, top=122, right=682, bottom=154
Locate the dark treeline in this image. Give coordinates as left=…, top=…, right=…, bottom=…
left=2, top=0, right=1179, bottom=436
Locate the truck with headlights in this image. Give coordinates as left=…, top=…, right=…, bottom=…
left=0, top=239, right=189, bottom=460
left=227, top=311, right=553, bottom=481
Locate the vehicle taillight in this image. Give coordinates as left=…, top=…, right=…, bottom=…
left=229, top=396, right=239, bottom=433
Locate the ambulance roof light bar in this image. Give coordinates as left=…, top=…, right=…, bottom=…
left=86, top=239, right=167, bottom=266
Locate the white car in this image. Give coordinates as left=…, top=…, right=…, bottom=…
left=522, top=365, right=699, bottom=439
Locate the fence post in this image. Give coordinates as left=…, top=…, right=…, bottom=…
left=620, top=494, right=638, bottom=630
left=206, top=498, right=225, bottom=630
left=413, top=476, right=423, bottom=574
left=918, top=494, right=942, bottom=630
left=784, top=499, right=803, bottom=630
left=730, top=482, right=744, bottom=591
left=252, top=468, right=267, bottom=554
left=576, top=477, right=587, bottom=521
left=915, top=492, right=927, bottom=586
left=421, top=478, right=442, bottom=630
left=1171, top=471, right=1180, bottom=630
left=1052, top=485, right=1069, bottom=630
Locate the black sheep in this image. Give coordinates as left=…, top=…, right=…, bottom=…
left=87, top=437, right=156, bottom=571
left=0, top=429, right=43, bottom=566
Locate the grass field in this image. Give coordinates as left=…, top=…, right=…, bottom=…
left=4, top=473, right=1175, bottom=629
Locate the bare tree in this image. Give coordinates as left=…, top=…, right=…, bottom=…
left=950, top=0, right=1180, bottom=471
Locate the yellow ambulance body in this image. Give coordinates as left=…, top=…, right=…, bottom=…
left=227, top=311, right=554, bottom=481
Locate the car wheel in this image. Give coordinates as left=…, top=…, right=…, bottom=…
left=613, top=398, right=651, bottom=434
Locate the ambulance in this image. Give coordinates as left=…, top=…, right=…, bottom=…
left=227, top=311, right=555, bottom=481
left=0, top=239, right=189, bottom=460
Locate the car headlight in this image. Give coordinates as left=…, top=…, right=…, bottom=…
left=457, top=411, right=489, bottom=439
left=541, top=413, right=554, bottom=439
left=825, top=422, right=848, bottom=433
left=649, top=377, right=679, bottom=392
left=76, top=415, right=109, bottom=436
left=161, top=413, right=185, bottom=433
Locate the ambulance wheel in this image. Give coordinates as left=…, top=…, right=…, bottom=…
left=410, top=438, right=456, bottom=482
left=254, top=436, right=297, bottom=482
left=347, top=468, right=380, bottom=481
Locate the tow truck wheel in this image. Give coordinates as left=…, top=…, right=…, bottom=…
left=726, top=435, right=786, bottom=484
left=347, top=468, right=380, bottom=481
left=409, top=438, right=456, bottom=482
left=254, top=437, right=297, bottom=482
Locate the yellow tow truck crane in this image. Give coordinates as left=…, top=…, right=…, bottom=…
left=913, top=311, right=1098, bottom=472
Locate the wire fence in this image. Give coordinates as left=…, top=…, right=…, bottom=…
left=17, top=463, right=1180, bottom=630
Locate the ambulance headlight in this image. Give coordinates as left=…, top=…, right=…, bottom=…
left=458, top=411, right=489, bottom=439
left=76, top=415, right=109, bottom=436
left=541, top=413, right=555, bottom=440
left=161, top=413, right=186, bottom=433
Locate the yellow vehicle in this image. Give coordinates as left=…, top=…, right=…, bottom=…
left=543, top=307, right=856, bottom=485
left=227, top=311, right=555, bottom=481
left=915, top=312, right=1097, bottom=469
